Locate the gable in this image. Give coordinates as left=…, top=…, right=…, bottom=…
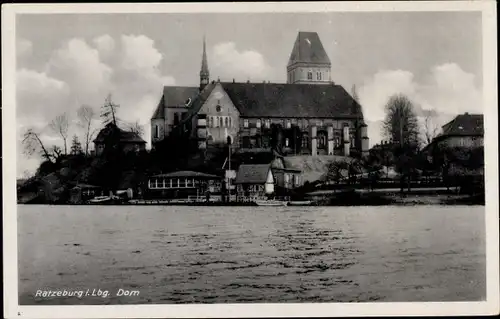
left=266, top=169, right=274, bottom=184
left=198, top=83, right=240, bottom=117
left=151, top=86, right=199, bottom=120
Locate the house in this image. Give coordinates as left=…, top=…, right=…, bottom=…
left=151, top=31, right=369, bottom=157
left=93, top=123, right=146, bottom=156
left=146, top=170, right=222, bottom=200
left=234, top=156, right=303, bottom=201
left=234, top=164, right=275, bottom=200
left=432, top=113, right=484, bottom=149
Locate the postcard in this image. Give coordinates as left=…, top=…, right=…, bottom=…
left=2, top=1, right=498, bottom=318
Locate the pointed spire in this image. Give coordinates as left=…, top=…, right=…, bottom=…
left=200, top=35, right=210, bottom=91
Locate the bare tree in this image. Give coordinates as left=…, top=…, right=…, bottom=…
left=128, top=120, right=144, bottom=137
left=382, top=94, right=421, bottom=148
left=77, top=105, right=96, bottom=155
left=22, top=128, right=53, bottom=162
left=101, top=94, right=120, bottom=126
left=49, top=113, right=70, bottom=155
left=422, top=111, right=440, bottom=145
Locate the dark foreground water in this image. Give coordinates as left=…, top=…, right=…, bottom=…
left=18, top=205, right=485, bottom=304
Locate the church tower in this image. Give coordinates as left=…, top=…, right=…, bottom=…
left=200, top=36, right=210, bottom=91
left=287, top=32, right=332, bottom=85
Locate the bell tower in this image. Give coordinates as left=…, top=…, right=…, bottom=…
left=287, top=31, right=332, bottom=85
left=200, top=35, right=210, bottom=91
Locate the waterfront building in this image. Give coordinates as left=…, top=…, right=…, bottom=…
left=151, top=31, right=369, bottom=157
left=234, top=156, right=303, bottom=201
left=93, top=123, right=146, bottom=156
left=146, top=171, right=222, bottom=200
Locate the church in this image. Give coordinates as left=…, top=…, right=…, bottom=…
left=151, top=31, right=369, bottom=157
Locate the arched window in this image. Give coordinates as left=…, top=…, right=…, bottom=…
left=307, top=71, right=313, bottom=80
left=225, top=117, right=229, bottom=127
left=209, top=116, right=213, bottom=128
left=228, top=117, right=232, bottom=128
left=154, top=125, right=159, bottom=138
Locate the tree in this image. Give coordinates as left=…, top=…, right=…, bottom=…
left=22, top=128, right=53, bottom=162
left=77, top=105, right=97, bottom=156
left=422, top=111, right=440, bottom=145
left=382, top=94, right=421, bottom=149
left=49, top=113, right=70, bottom=155
left=101, top=94, right=120, bottom=126
left=70, top=135, right=83, bottom=155
left=128, top=120, right=144, bottom=137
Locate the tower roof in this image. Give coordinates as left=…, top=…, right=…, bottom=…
left=200, top=35, right=209, bottom=76
left=287, top=31, right=331, bottom=66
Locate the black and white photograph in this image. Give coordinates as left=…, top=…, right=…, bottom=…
left=3, top=2, right=499, bottom=318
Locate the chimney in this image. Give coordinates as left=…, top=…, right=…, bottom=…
left=232, top=78, right=235, bottom=83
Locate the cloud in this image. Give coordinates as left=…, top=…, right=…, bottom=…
left=93, top=34, right=115, bottom=59
left=47, top=38, right=113, bottom=101
left=17, top=38, right=33, bottom=57
left=16, top=68, right=70, bottom=126
left=16, top=34, right=176, bottom=177
left=211, top=42, right=272, bottom=82
left=358, top=63, right=482, bottom=146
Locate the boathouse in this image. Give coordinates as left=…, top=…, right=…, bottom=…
left=146, top=171, right=223, bottom=201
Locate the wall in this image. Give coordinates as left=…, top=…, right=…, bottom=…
left=238, top=117, right=360, bottom=154
left=166, top=106, right=189, bottom=135
left=287, top=64, right=331, bottom=84
left=199, top=83, right=240, bottom=145
left=440, top=136, right=483, bottom=148
left=151, top=118, right=166, bottom=144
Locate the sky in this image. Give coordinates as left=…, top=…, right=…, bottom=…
left=15, top=11, right=483, bottom=177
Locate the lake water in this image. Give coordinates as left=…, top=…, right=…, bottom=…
left=17, top=205, right=486, bottom=304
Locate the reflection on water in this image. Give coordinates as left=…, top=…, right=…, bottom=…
left=18, top=205, right=485, bottom=304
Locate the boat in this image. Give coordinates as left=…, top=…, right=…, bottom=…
left=88, top=195, right=122, bottom=205
left=254, top=200, right=288, bottom=207
left=287, top=200, right=313, bottom=206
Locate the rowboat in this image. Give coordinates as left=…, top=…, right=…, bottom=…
left=287, top=200, right=313, bottom=206
left=88, top=195, right=122, bottom=204
left=254, top=200, right=288, bottom=207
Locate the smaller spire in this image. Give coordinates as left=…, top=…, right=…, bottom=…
left=200, top=35, right=209, bottom=77
left=199, top=35, right=210, bottom=91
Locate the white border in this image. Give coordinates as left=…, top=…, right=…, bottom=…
left=2, top=2, right=498, bottom=318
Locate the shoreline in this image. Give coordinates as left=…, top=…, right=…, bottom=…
left=17, top=193, right=484, bottom=207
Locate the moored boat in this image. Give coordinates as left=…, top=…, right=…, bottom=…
left=287, top=200, right=313, bottom=206
left=88, top=195, right=122, bottom=205
left=254, top=200, right=288, bottom=207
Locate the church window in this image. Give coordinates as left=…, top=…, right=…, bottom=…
left=216, top=105, right=222, bottom=112
left=318, top=132, right=327, bottom=149
left=301, top=135, right=309, bottom=149
left=154, top=125, right=159, bottom=138
left=334, top=131, right=341, bottom=148
left=256, top=119, right=261, bottom=128
left=265, top=119, right=271, bottom=128
left=286, top=120, right=291, bottom=129
left=229, top=117, right=232, bottom=128
left=317, top=72, right=322, bottom=80
left=208, top=116, right=213, bottom=128
left=244, top=119, right=249, bottom=128
left=285, top=138, right=289, bottom=147
left=225, top=117, right=229, bottom=127
left=350, top=132, right=356, bottom=147
left=307, top=71, right=313, bottom=80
